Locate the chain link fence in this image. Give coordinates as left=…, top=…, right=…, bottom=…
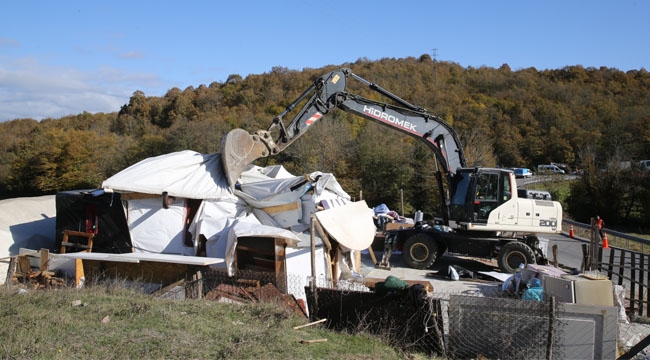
left=191, top=269, right=618, bottom=359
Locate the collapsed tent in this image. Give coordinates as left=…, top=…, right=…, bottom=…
left=56, top=150, right=376, bottom=300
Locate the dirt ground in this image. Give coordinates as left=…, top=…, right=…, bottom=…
left=360, top=249, right=505, bottom=298
left=359, top=249, right=650, bottom=356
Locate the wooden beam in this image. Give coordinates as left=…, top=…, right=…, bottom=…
left=74, top=258, right=84, bottom=288
left=261, top=201, right=300, bottom=214
left=39, top=248, right=49, bottom=271
left=293, top=318, right=327, bottom=330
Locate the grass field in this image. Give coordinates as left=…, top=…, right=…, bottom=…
left=0, top=282, right=430, bottom=360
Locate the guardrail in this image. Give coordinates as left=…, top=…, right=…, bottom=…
left=562, top=218, right=650, bottom=253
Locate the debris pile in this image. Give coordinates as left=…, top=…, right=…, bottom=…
left=205, top=281, right=307, bottom=318
left=8, top=254, right=68, bottom=290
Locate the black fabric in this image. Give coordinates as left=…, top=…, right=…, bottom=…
left=55, top=190, right=132, bottom=253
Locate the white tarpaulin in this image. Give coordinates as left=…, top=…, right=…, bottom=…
left=314, top=200, right=376, bottom=251
left=126, top=197, right=194, bottom=255
left=102, top=150, right=233, bottom=200
left=0, top=195, right=56, bottom=284
left=99, top=150, right=371, bottom=278
left=235, top=169, right=351, bottom=232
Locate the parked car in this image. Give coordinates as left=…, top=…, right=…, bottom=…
left=514, top=168, right=533, bottom=178
left=537, top=164, right=565, bottom=174
left=639, top=160, right=650, bottom=171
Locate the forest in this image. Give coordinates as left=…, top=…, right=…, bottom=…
left=1, top=54, right=649, bottom=229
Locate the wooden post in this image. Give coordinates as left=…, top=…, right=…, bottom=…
left=17, top=255, right=30, bottom=275
left=551, top=245, right=558, bottom=268
left=74, top=258, right=85, bottom=288
left=5, top=257, right=16, bottom=286
left=39, top=248, right=49, bottom=272
left=367, top=246, right=378, bottom=265
left=193, top=268, right=203, bottom=299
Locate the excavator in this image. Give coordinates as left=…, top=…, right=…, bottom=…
left=220, top=68, right=562, bottom=273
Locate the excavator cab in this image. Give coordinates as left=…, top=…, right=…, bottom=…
left=449, top=168, right=515, bottom=227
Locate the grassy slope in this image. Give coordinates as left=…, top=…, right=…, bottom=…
left=0, top=284, right=418, bottom=360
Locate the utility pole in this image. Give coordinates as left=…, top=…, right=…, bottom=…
left=432, top=48, right=438, bottom=87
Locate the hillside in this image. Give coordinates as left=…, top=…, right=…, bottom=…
left=1, top=55, right=649, bottom=227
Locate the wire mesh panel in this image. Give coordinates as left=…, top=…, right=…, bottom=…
left=447, top=295, right=558, bottom=360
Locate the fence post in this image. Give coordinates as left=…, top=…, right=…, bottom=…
left=589, top=217, right=597, bottom=271
left=581, top=244, right=589, bottom=273
left=631, top=252, right=637, bottom=315
left=639, top=255, right=645, bottom=316
left=546, top=296, right=556, bottom=360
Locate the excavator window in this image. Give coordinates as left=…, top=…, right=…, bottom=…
left=474, top=172, right=500, bottom=222
left=502, top=173, right=512, bottom=201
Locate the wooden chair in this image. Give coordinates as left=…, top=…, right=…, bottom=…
left=60, top=230, right=94, bottom=254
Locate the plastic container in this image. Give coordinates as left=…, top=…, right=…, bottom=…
left=415, top=210, right=424, bottom=223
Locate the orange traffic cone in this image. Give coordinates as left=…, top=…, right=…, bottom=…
left=602, top=232, right=609, bottom=249
left=569, top=225, right=575, bottom=239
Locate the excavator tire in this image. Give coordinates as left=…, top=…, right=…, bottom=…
left=402, top=233, right=439, bottom=270
left=497, top=241, right=536, bottom=274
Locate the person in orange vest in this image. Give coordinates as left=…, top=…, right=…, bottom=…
left=596, top=215, right=605, bottom=239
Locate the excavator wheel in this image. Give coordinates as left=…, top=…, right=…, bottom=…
left=402, top=233, right=439, bottom=270
left=497, top=241, right=536, bottom=274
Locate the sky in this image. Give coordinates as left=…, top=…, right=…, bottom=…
left=1, top=1, right=649, bottom=122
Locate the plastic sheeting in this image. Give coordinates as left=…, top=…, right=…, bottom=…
left=102, top=150, right=233, bottom=200
left=314, top=200, right=375, bottom=251
left=126, top=197, right=194, bottom=255
left=101, top=151, right=372, bottom=273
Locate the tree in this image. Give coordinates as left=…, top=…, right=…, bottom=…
left=355, top=122, right=414, bottom=211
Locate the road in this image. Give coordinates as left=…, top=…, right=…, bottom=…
left=516, top=174, right=579, bottom=188
left=545, top=233, right=585, bottom=270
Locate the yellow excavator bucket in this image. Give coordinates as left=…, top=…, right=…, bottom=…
left=220, top=128, right=269, bottom=188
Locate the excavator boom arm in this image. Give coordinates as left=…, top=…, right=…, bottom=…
left=221, top=68, right=466, bottom=189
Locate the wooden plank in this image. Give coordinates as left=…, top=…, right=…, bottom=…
left=366, top=247, right=378, bottom=266
left=59, top=252, right=224, bottom=266
left=384, top=222, right=414, bottom=231
left=5, top=257, right=16, bottom=284
left=312, top=217, right=332, bottom=250
left=17, top=255, right=31, bottom=275
left=75, top=258, right=84, bottom=288
left=61, top=242, right=91, bottom=249
left=354, top=250, right=361, bottom=273
left=300, top=339, right=328, bottom=344
left=39, top=249, right=49, bottom=271
left=261, top=201, right=300, bottom=214
left=293, top=318, right=327, bottom=330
